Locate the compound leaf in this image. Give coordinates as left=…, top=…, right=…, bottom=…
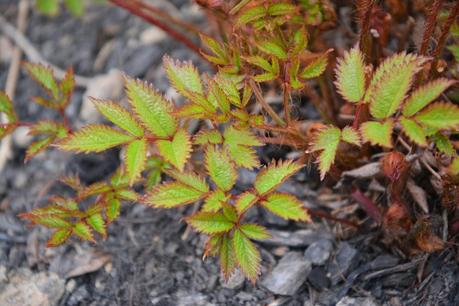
left=402, top=78, right=455, bottom=117
left=59, top=125, right=135, bottom=153
left=73, top=222, right=95, bottom=242
left=164, top=56, right=204, bottom=98
left=311, top=126, right=341, bottom=180
left=144, top=182, right=206, bottom=208
left=125, top=77, right=177, bottom=137
left=24, top=63, right=59, bottom=99
left=235, top=192, right=258, bottom=214
left=125, top=138, right=147, bottom=185
left=167, top=170, right=209, bottom=193
left=92, top=99, right=143, bottom=137
left=254, top=160, right=302, bottom=195
left=261, top=193, right=310, bottom=221
left=157, top=129, right=192, bottom=172
left=187, top=211, right=234, bottom=234
left=239, top=224, right=271, bottom=240
left=205, top=146, right=237, bottom=192
left=400, top=117, right=427, bottom=146
left=219, top=235, right=237, bottom=280
left=335, top=47, right=365, bottom=103
left=87, top=213, right=106, bottom=237
left=414, top=102, right=459, bottom=129
left=232, top=229, right=260, bottom=283
left=361, top=120, right=394, bottom=148
left=47, top=228, right=72, bottom=247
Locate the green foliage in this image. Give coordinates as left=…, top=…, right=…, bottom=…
left=36, top=0, right=85, bottom=17
left=335, top=47, right=366, bottom=103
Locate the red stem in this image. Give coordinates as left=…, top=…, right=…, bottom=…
left=351, top=188, right=382, bottom=223
left=419, top=0, right=443, bottom=56
left=108, top=0, right=205, bottom=61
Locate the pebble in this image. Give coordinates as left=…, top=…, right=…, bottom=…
left=262, top=252, right=311, bottom=296
left=0, top=268, right=65, bottom=306
left=140, top=27, right=167, bottom=44
left=328, top=242, right=358, bottom=285
left=336, top=296, right=379, bottom=306
left=12, top=126, right=33, bottom=148
left=304, top=239, right=333, bottom=265
left=262, top=229, right=333, bottom=247
left=221, top=269, right=245, bottom=290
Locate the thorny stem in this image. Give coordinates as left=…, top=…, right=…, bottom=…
left=108, top=0, right=205, bottom=61
left=283, top=81, right=292, bottom=126
left=249, top=79, right=286, bottom=127
left=429, top=1, right=459, bottom=77
left=419, top=0, right=443, bottom=56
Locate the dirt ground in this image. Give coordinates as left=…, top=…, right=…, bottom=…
left=0, top=1, right=458, bottom=305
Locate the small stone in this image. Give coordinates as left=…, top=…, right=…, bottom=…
left=140, top=27, right=167, bottom=44
left=12, top=126, right=33, bottom=148
left=336, top=296, right=378, bottom=306
left=0, top=268, right=65, bottom=306
left=304, top=239, right=333, bottom=265
left=262, top=252, right=311, bottom=296
left=221, top=269, right=245, bottom=290
left=328, top=242, right=358, bottom=285
left=307, top=267, right=329, bottom=290
left=262, top=229, right=333, bottom=248
left=13, top=171, right=28, bottom=189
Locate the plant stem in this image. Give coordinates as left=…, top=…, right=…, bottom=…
left=249, top=79, right=286, bottom=127
left=429, top=1, right=459, bottom=77
left=419, top=0, right=443, bottom=56
left=108, top=0, right=204, bottom=61
left=357, top=0, right=375, bottom=61
left=283, top=81, right=292, bottom=126
left=351, top=188, right=382, bottom=223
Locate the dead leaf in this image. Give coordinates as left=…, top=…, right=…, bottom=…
left=342, top=162, right=380, bottom=179
left=407, top=179, right=429, bottom=213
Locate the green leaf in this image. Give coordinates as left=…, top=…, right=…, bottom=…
left=219, top=235, right=237, bottom=280
left=25, top=137, right=54, bottom=161
left=341, top=126, right=361, bottom=146
left=334, top=47, right=365, bottom=103
left=235, top=192, right=258, bottom=214
left=239, top=224, right=271, bottom=240
left=208, top=78, right=231, bottom=113
left=203, top=190, right=229, bottom=212
left=232, top=229, right=260, bottom=283
left=200, top=34, right=228, bottom=65
left=414, top=102, right=459, bottom=129
left=194, top=130, right=223, bottom=145
left=292, top=28, right=308, bottom=55
left=402, top=79, right=455, bottom=117
left=187, top=211, right=234, bottom=234
left=125, top=138, right=147, bottom=185
left=361, top=120, right=394, bottom=148
left=125, top=77, right=177, bottom=137
left=254, top=160, right=302, bottom=195
left=28, top=120, right=67, bottom=137
left=106, top=197, right=121, bottom=224
left=400, top=117, right=427, bottom=146
left=256, top=41, right=287, bottom=59
left=236, top=6, right=266, bottom=26
left=36, top=0, right=59, bottom=15
left=87, top=213, right=106, bottom=237
left=300, top=52, right=329, bottom=79
left=244, top=56, right=273, bottom=72
left=166, top=170, right=209, bottom=193
left=92, top=99, right=144, bottom=137
left=261, top=193, right=310, bottom=221
left=163, top=56, right=204, bottom=99
left=156, top=129, right=192, bottom=172
left=448, top=157, right=459, bottom=176
left=60, top=67, right=75, bottom=106
left=144, top=182, right=206, bottom=208
left=24, top=63, right=59, bottom=99
left=311, top=126, right=341, bottom=180
left=253, top=73, right=276, bottom=83
left=73, top=222, right=95, bottom=241
left=227, top=145, right=260, bottom=169
left=59, top=125, right=135, bottom=153
left=0, top=93, right=17, bottom=123
left=432, top=133, right=455, bottom=156
left=224, top=126, right=262, bottom=169
left=267, top=3, right=296, bottom=16
left=47, top=228, right=72, bottom=247
left=64, top=0, right=84, bottom=16
left=215, top=74, right=241, bottom=107
left=369, top=61, right=420, bottom=119
left=448, top=44, right=459, bottom=62
left=205, top=146, right=237, bottom=192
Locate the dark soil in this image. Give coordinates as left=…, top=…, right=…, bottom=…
left=0, top=1, right=458, bottom=306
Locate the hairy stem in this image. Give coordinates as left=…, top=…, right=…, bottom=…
left=419, top=0, right=443, bottom=56
left=351, top=188, right=382, bottom=223
left=429, top=1, right=459, bottom=77
left=108, top=0, right=204, bottom=60
left=249, top=79, right=286, bottom=127
left=357, top=0, right=375, bottom=61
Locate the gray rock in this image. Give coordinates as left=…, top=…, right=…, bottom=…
left=221, top=269, right=245, bottom=290
left=262, top=229, right=333, bottom=247
left=0, top=268, right=65, bottom=306
left=328, top=242, right=358, bottom=285
left=262, top=252, right=311, bottom=296
left=304, top=239, right=333, bottom=265
left=336, top=296, right=379, bottom=306
left=12, top=126, right=33, bottom=148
